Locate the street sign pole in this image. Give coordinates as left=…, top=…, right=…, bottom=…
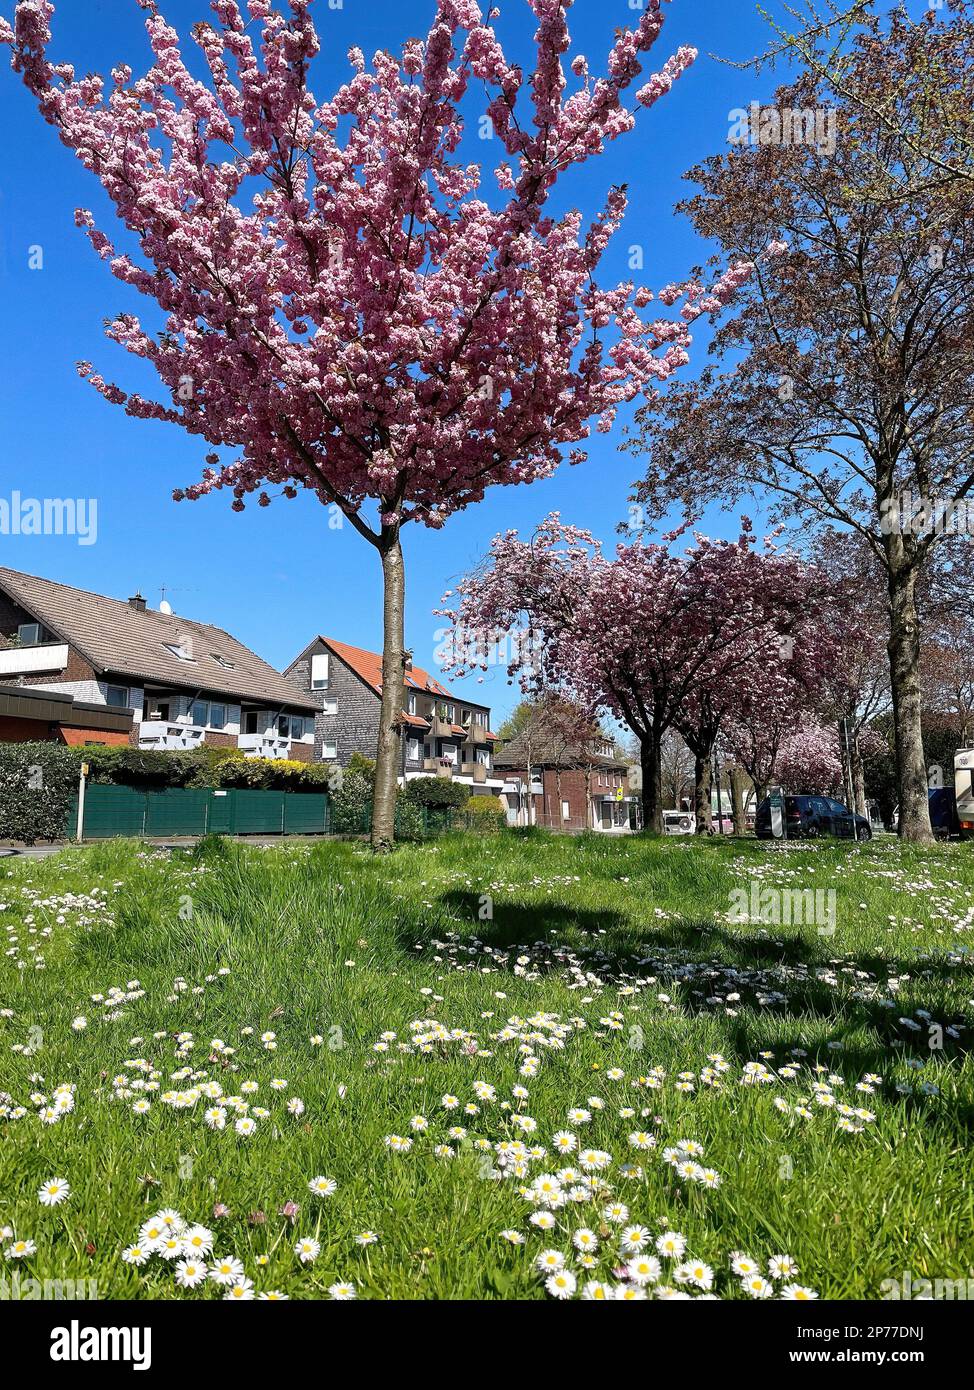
left=769, top=785, right=786, bottom=840
left=76, top=761, right=89, bottom=843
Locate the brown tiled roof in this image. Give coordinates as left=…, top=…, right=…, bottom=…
left=492, top=722, right=625, bottom=771
left=318, top=636, right=483, bottom=708
left=0, top=567, right=316, bottom=711
left=401, top=711, right=432, bottom=729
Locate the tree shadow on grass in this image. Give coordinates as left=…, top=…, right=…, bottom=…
left=421, top=891, right=971, bottom=1120
left=431, top=888, right=630, bottom=950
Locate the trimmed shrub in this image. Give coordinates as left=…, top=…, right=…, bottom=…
left=464, top=795, right=507, bottom=832
left=403, top=776, right=470, bottom=810
left=394, top=799, right=427, bottom=841
left=331, top=767, right=373, bottom=834
left=70, top=746, right=332, bottom=794
left=0, top=743, right=78, bottom=843
left=71, top=745, right=199, bottom=788
left=212, top=757, right=338, bottom=792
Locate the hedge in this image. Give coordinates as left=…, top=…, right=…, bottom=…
left=463, top=795, right=507, bottom=832
left=402, top=776, right=471, bottom=810
left=65, top=745, right=341, bottom=793
left=214, top=758, right=336, bottom=792
left=0, top=743, right=79, bottom=843
left=66, top=744, right=245, bottom=789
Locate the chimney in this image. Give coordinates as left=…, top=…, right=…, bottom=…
left=128, top=592, right=147, bottom=612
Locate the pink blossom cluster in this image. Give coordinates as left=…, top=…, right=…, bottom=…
left=437, top=513, right=833, bottom=754
left=2, top=0, right=753, bottom=533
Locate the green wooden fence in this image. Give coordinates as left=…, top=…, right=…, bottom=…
left=65, top=785, right=332, bottom=839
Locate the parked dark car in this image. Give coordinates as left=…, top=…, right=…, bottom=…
left=755, top=794, right=872, bottom=841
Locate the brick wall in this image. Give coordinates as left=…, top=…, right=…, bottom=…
left=500, top=764, right=632, bottom=831
left=0, top=714, right=52, bottom=741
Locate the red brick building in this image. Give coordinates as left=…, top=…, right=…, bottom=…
left=494, top=725, right=639, bottom=832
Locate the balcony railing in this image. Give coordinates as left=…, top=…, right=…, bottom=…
left=237, top=732, right=291, bottom=760
left=423, top=757, right=456, bottom=778
left=139, top=721, right=206, bottom=751
left=429, top=715, right=460, bottom=739
left=0, top=643, right=69, bottom=676
left=460, top=761, right=488, bottom=783
left=463, top=722, right=490, bottom=744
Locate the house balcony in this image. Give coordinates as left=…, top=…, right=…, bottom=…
left=429, top=715, right=462, bottom=739
left=460, top=761, right=488, bottom=784
left=462, top=723, right=490, bottom=745
left=237, top=732, right=291, bottom=760
left=423, top=757, right=457, bottom=778
left=139, top=720, right=206, bottom=751
left=0, top=643, right=69, bottom=676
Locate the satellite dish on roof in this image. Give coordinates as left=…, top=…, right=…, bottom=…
left=159, top=600, right=173, bottom=615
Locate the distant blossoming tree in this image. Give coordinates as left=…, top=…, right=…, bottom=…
left=626, top=7, right=974, bottom=843
left=776, top=721, right=844, bottom=797
left=438, top=515, right=825, bottom=832
left=1, top=0, right=754, bottom=848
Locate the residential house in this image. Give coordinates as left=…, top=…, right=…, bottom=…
left=493, top=726, right=640, bottom=832
left=0, top=568, right=317, bottom=759
left=0, top=683, right=134, bottom=747
left=285, top=636, right=503, bottom=792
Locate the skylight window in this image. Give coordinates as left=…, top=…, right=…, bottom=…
left=212, top=653, right=236, bottom=670
left=162, top=642, right=196, bottom=662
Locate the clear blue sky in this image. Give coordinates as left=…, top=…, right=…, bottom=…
left=0, top=0, right=818, bottom=723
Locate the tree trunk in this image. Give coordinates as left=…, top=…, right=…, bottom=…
left=371, top=534, right=406, bottom=852
left=639, top=732, right=663, bottom=833
left=850, top=736, right=868, bottom=818
left=730, top=766, right=746, bottom=836
left=839, top=722, right=854, bottom=810
left=693, top=752, right=713, bottom=834
left=887, top=565, right=933, bottom=844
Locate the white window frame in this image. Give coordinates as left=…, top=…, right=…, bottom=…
left=321, top=739, right=338, bottom=761
left=311, top=653, right=330, bottom=689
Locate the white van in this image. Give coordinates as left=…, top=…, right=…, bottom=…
left=663, top=809, right=695, bottom=835
left=956, top=749, right=974, bottom=838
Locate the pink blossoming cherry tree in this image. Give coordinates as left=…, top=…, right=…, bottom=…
left=2, top=0, right=752, bottom=848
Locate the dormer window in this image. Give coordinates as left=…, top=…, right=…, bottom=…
left=17, top=622, right=52, bottom=646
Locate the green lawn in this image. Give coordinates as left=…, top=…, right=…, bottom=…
left=1, top=830, right=972, bottom=1301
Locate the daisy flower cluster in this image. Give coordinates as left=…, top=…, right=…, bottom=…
left=1, top=887, right=114, bottom=972
left=0, top=1080, right=76, bottom=1125
left=120, top=1206, right=352, bottom=1300
left=108, top=1047, right=305, bottom=1134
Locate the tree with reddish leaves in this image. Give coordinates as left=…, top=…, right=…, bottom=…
left=2, top=0, right=759, bottom=849
left=438, top=515, right=827, bottom=832
left=922, top=614, right=974, bottom=750
left=719, top=620, right=827, bottom=808
left=627, top=4, right=974, bottom=843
